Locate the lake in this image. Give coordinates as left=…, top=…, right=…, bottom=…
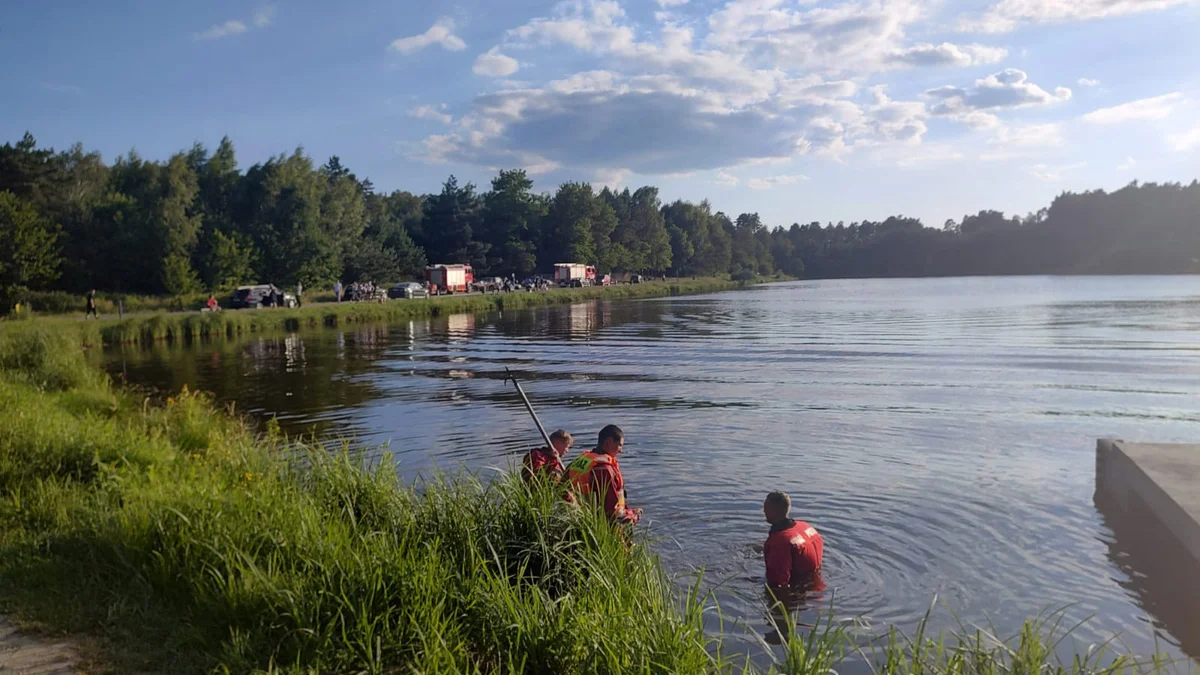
left=98, top=276, right=1200, bottom=669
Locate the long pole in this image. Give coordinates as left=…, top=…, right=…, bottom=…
left=504, top=367, right=555, bottom=451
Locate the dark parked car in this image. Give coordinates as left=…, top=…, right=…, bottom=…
left=388, top=282, right=429, bottom=299
left=230, top=284, right=297, bottom=309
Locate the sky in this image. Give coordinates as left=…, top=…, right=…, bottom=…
left=3, top=0, right=1200, bottom=228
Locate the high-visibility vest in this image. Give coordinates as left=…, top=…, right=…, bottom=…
left=565, top=451, right=625, bottom=511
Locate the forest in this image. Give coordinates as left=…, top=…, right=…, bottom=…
left=2, top=131, right=1199, bottom=306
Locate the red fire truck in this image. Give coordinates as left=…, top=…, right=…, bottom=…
left=425, top=264, right=474, bottom=294
left=553, top=263, right=597, bottom=286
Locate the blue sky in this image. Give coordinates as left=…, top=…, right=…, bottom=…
left=4, top=0, right=1200, bottom=228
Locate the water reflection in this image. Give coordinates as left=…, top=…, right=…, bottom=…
left=96, top=276, right=1200, bottom=667
left=1095, top=491, right=1200, bottom=660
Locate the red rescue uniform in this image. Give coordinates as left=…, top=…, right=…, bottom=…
left=763, top=519, right=823, bottom=587
left=565, top=450, right=636, bottom=522
left=522, top=446, right=563, bottom=482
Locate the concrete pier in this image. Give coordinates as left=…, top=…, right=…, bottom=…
left=1095, top=439, right=1200, bottom=659
left=1096, top=439, right=1200, bottom=565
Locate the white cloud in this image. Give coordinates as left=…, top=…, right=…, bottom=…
left=509, top=1, right=635, bottom=53
left=195, top=19, right=248, bottom=41
left=927, top=69, right=1071, bottom=126
left=473, top=48, right=520, bottom=77
left=421, top=134, right=461, bottom=163
left=422, top=0, right=1011, bottom=178
left=1118, top=156, right=1137, bottom=170
left=964, top=0, right=1200, bottom=33
left=714, top=171, right=740, bottom=186
left=1028, top=161, right=1087, bottom=182
left=860, top=86, right=927, bottom=143
left=706, top=0, right=927, bottom=73
left=593, top=168, right=628, bottom=189
left=389, top=17, right=466, bottom=54
left=978, top=122, right=1064, bottom=160
left=1082, top=92, right=1183, bottom=124
left=195, top=6, right=274, bottom=41
left=889, top=42, right=1008, bottom=67
left=747, top=174, right=809, bottom=189
left=656, top=0, right=689, bottom=6
left=253, top=5, right=276, bottom=28
left=891, top=144, right=964, bottom=167
left=1078, top=77, right=1101, bottom=87
left=990, top=122, right=1064, bottom=147
left=410, top=105, right=453, bottom=124
left=1170, top=126, right=1200, bottom=151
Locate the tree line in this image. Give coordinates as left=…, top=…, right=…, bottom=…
left=2, top=132, right=1199, bottom=305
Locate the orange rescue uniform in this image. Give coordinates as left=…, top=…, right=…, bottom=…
left=763, top=519, right=823, bottom=587
left=565, top=450, right=636, bottom=522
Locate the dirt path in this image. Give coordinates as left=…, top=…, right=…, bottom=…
left=0, top=617, right=79, bottom=674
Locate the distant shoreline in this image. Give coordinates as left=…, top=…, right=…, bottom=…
left=6, top=277, right=750, bottom=348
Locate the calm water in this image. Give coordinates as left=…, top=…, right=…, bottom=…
left=99, top=276, right=1200, bottom=668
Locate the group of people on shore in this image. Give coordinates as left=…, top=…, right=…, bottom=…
left=521, top=425, right=824, bottom=592
left=334, top=280, right=381, bottom=303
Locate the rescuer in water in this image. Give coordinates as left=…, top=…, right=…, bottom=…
left=522, top=429, right=573, bottom=483
left=763, top=491, right=824, bottom=588
left=566, top=424, right=642, bottom=524
left=762, top=490, right=825, bottom=644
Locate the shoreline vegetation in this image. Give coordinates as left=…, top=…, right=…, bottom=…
left=12, top=277, right=748, bottom=347
left=0, top=312, right=1180, bottom=672
left=3, top=132, right=1200, bottom=323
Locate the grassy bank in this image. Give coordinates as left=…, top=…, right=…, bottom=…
left=14, top=289, right=214, bottom=315
left=12, top=278, right=746, bottom=347
left=0, top=327, right=1173, bottom=673
left=0, top=326, right=721, bottom=673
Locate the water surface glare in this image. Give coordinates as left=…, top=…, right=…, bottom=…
left=101, top=276, right=1200, bottom=668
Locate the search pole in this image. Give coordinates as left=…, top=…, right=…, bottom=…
left=503, top=367, right=556, bottom=451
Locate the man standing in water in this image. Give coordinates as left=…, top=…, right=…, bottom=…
left=566, top=425, right=642, bottom=524
left=522, top=429, right=572, bottom=483
left=762, top=491, right=823, bottom=588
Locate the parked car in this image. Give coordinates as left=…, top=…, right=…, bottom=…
left=388, top=282, right=429, bottom=299
left=471, top=276, right=505, bottom=293
left=230, top=284, right=297, bottom=309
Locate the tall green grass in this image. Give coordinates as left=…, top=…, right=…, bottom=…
left=0, top=326, right=1178, bottom=673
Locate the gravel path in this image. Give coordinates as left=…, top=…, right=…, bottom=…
left=0, top=617, right=79, bottom=674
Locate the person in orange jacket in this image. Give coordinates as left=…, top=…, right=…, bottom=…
left=762, top=491, right=824, bottom=588
left=565, top=424, right=642, bottom=524
left=522, top=429, right=573, bottom=483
